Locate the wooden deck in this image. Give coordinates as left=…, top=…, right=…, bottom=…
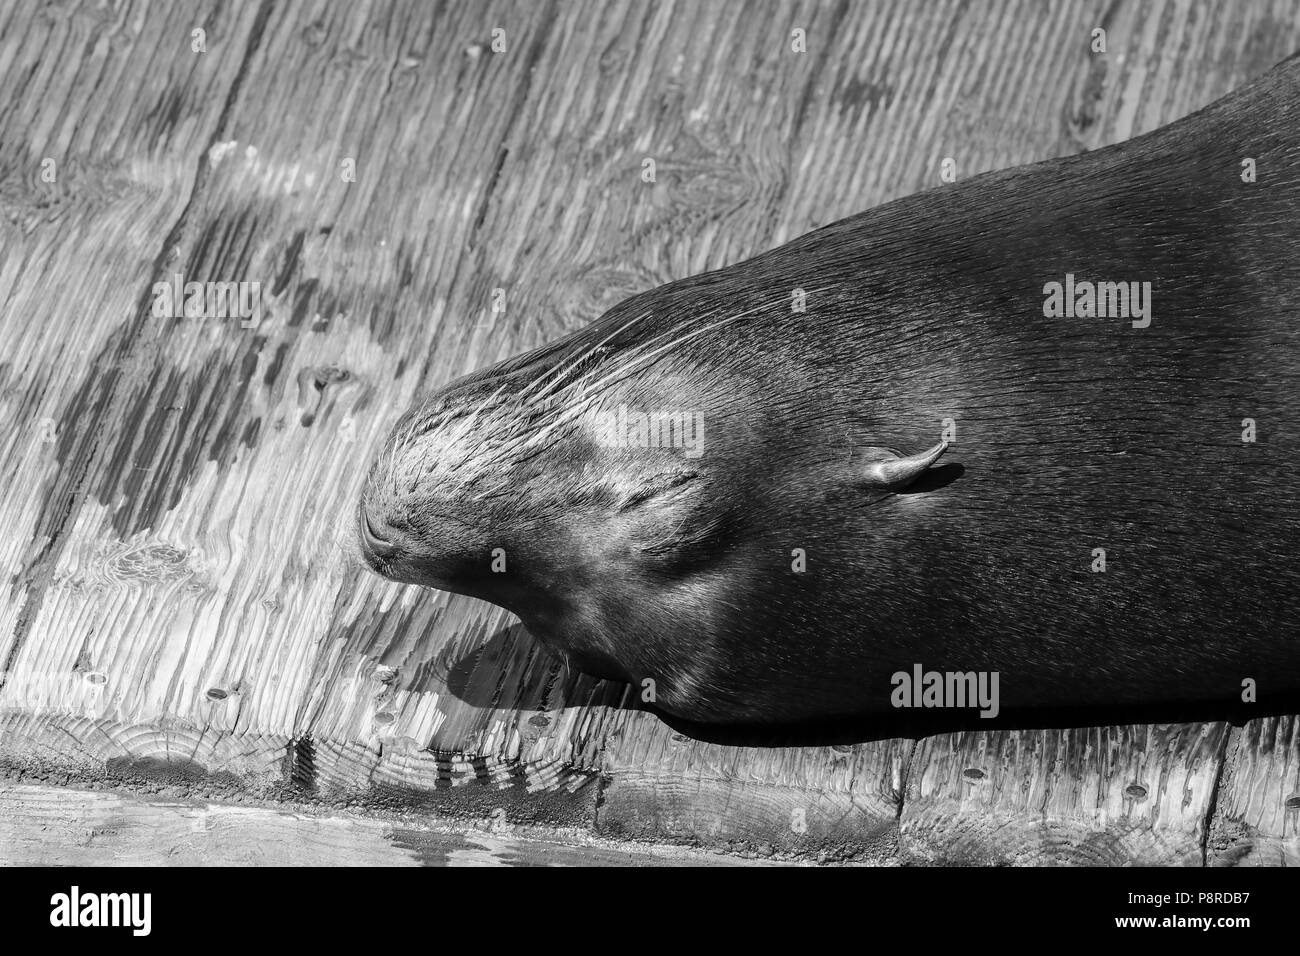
left=1, top=0, right=1298, bottom=865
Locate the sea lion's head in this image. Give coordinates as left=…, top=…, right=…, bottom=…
left=357, top=287, right=946, bottom=715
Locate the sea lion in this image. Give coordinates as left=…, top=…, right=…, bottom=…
left=357, top=52, right=1300, bottom=726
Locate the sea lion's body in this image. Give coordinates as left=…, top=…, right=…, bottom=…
left=360, top=54, right=1300, bottom=726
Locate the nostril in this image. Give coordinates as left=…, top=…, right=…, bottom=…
left=359, top=504, right=399, bottom=559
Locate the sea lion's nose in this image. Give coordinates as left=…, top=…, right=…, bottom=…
left=358, top=503, right=399, bottom=561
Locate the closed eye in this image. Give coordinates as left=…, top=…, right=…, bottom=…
left=617, top=470, right=700, bottom=513
left=611, top=470, right=732, bottom=562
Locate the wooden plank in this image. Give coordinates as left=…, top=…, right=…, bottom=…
left=596, top=711, right=909, bottom=861
left=900, top=723, right=1230, bottom=865
left=2, top=0, right=610, bottom=802
left=0, top=710, right=606, bottom=830
left=0, top=0, right=262, bottom=671
left=2, top=0, right=1299, bottom=860
left=0, top=712, right=287, bottom=792
left=0, top=781, right=772, bottom=866
left=1207, top=717, right=1300, bottom=866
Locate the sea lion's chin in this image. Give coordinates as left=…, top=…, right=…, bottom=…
left=358, top=545, right=473, bottom=595
left=376, top=559, right=555, bottom=621
left=358, top=555, right=440, bottom=591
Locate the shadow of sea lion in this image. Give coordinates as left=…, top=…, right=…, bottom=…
left=439, top=621, right=627, bottom=712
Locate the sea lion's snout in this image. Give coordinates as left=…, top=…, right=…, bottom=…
left=354, top=382, right=568, bottom=607
left=354, top=340, right=754, bottom=669
left=357, top=502, right=400, bottom=567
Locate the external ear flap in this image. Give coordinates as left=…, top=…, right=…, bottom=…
left=860, top=440, right=948, bottom=491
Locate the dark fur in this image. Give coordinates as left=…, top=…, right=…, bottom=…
left=360, top=53, right=1300, bottom=726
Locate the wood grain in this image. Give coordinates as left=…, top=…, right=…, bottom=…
left=901, top=723, right=1230, bottom=865
left=1207, top=717, right=1300, bottom=866
left=597, top=710, right=910, bottom=860
left=1, top=0, right=1298, bottom=861
left=0, top=0, right=262, bottom=674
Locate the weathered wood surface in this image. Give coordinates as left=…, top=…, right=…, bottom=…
left=0, top=782, right=774, bottom=866
left=1, top=0, right=1298, bottom=863
left=902, top=723, right=1230, bottom=866
left=1207, top=717, right=1300, bottom=866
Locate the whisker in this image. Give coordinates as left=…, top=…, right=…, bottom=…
left=563, top=298, right=771, bottom=399
left=522, top=310, right=652, bottom=401
left=520, top=287, right=839, bottom=449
